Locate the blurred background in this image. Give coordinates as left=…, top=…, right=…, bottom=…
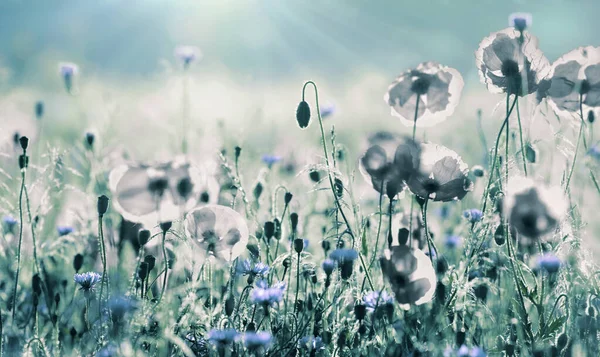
left=1, top=0, right=599, bottom=251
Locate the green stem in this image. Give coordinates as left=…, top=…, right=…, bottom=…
left=97, top=215, right=108, bottom=316
left=515, top=98, right=528, bottom=176
left=294, top=252, right=301, bottom=313
left=11, top=170, right=26, bottom=323
left=160, top=230, right=169, bottom=301
left=565, top=95, right=585, bottom=192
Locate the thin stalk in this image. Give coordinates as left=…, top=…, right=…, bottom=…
left=159, top=230, right=169, bottom=301
left=408, top=95, right=420, bottom=246
left=11, top=170, right=26, bottom=323
left=565, top=95, right=585, bottom=192
left=515, top=98, right=528, bottom=176
left=97, top=215, right=108, bottom=316
left=294, top=252, right=301, bottom=313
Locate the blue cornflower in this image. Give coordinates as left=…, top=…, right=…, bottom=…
left=445, top=235, right=462, bottom=249
left=536, top=253, right=561, bottom=274
left=59, top=62, right=78, bottom=78
left=2, top=215, right=18, bottom=233
left=74, top=272, right=102, bottom=294
left=469, top=347, right=487, bottom=357
left=243, top=331, right=272, bottom=351
left=363, top=290, right=394, bottom=311
left=463, top=209, right=483, bottom=223
left=588, top=144, right=600, bottom=161
left=322, top=259, right=336, bottom=276
left=509, top=13, right=532, bottom=32
left=329, top=248, right=358, bottom=263
left=250, top=280, right=286, bottom=307
left=57, top=225, right=74, bottom=236
left=457, top=345, right=469, bottom=357
left=298, top=336, right=325, bottom=352
left=237, top=260, right=270, bottom=277
left=261, top=154, right=283, bottom=167
left=320, top=103, right=336, bottom=119
left=208, top=329, right=239, bottom=347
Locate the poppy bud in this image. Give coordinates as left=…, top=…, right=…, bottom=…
left=18, top=154, right=29, bottom=169
left=354, top=304, right=366, bottom=320
left=138, top=262, right=149, bottom=280
left=273, top=218, right=282, bottom=240
left=32, top=274, right=42, bottom=296
left=309, top=170, right=321, bottom=183
left=456, top=330, right=466, bottom=345
left=334, top=178, right=344, bottom=198
left=435, top=282, right=446, bottom=304
left=138, top=229, right=151, bottom=246
left=225, top=294, right=235, bottom=316
left=97, top=195, right=109, bottom=217
left=494, top=224, right=506, bottom=246
left=263, top=221, right=275, bottom=240
left=321, top=240, right=330, bottom=253
left=340, top=261, right=354, bottom=280
left=337, top=148, right=345, bottom=161
left=283, top=256, right=291, bottom=269
left=397, top=228, right=409, bottom=246
left=73, top=254, right=84, bottom=272
left=525, top=143, right=537, bottom=163
left=294, top=238, right=304, bottom=254
left=160, top=221, right=172, bottom=233
left=588, top=110, right=595, bottom=124
left=234, top=146, right=242, bottom=160
left=246, top=322, right=256, bottom=332
left=19, top=136, right=29, bottom=151
left=556, top=333, right=568, bottom=350
left=253, top=182, right=263, bottom=200
left=35, top=101, right=44, bottom=119
left=54, top=293, right=60, bottom=307
left=85, top=132, right=95, bottom=149
left=471, top=165, right=485, bottom=177
left=290, top=213, right=298, bottom=231
left=144, top=255, right=156, bottom=272
left=176, top=177, right=194, bottom=199
left=296, top=100, right=311, bottom=129
left=358, top=323, right=367, bottom=335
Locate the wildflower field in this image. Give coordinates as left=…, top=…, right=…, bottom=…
left=1, top=2, right=600, bottom=356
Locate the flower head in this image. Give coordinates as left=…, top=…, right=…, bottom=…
left=250, top=280, right=286, bottom=307
left=384, top=61, right=464, bottom=127
left=175, top=46, right=202, bottom=67
left=406, top=143, right=473, bottom=202
left=57, top=225, right=74, bottom=236
left=74, top=272, right=102, bottom=294
left=261, top=154, right=282, bottom=167
left=320, top=102, right=336, bottom=119
left=109, top=157, right=207, bottom=228
left=536, top=253, right=561, bottom=274
left=588, top=143, right=600, bottom=162
left=329, top=248, right=358, bottom=263
left=59, top=62, right=79, bottom=94
left=463, top=209, right=483, bottom=223
left=379, top=246, right=436, bottom=308
left=322, top=259, right=336, bottom=276
left=207, top=329, right=239, bottom=347
left=185, top=205, right=249, bottom=262
left=243, top=331, right=272, bottom=351
left=237, top=260, right=270, bottom=278
left=541, top=46, right=600, bottom=118
left=476, top=28, right=549, bottom=96
left=503, top=177, right=567, bottom=240
left=2, top=215, right=18, bottom=233
left=363, top=290, right=394, bottom=311
left=444, top=235, right=462, bottom=249
left=359, top=133, right=421, bottom=198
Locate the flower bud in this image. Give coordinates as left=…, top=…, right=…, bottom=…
left=354, top=304, right=366, bottom=320
left=85, top=132, right=95, bottom=149
left=253, top=182, right=263, bottom=200
left=138, top=262, right=149, bottom=280
left=144, top=255, right=156, bottom=272
left=494, top=224, right=505, bottom=246
left=73, top=253, right=84, bottom=272
left=334, top=178, right=344, bottom=198
left=290, top=213, right=298, bottom=231
left=525, top=143, right=537, bottom=163
left=263, top=221, right=275, bottom=240
left=32, top=274, right=43, bottom=296
left=294, top=238, right=304, bottom=254
left=471, top=165, right=485, bottom=177
left=284, top=192, right=293, bottom=204
left=309, top=170, right=321, bottom=183
left=296, top=100, right=311, bottom=129
left=225, top=294, right=235, bottom=316
left=160, top=221, right=172, bottom=233
left=234, top=146, right=242, bottom=160
left=54, top=292, right=60, bottom=307
left=556, top=333, right=568, bottom=350
left=283, top=256, right=291, bottom=269
left=97, top=195, right=109, bottom=217
left=138, top=229, right=151, bottom=246
left=588, top=110, right=595, bottom=124
left=35, top=101, right=44, bottom=119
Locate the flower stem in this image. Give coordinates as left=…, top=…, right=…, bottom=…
left=97, top=215, right=108, bottom=316
left=159, top=230, right=169, bottom=302
left=294, top=252, right=301, bottom=313
left=11, top=170, right=26, bottom=324
left=515, top=98, right=528, bottom=176
left=565, top=95, right=585, bottom=192
left=408, top=95, right=420, bottom=246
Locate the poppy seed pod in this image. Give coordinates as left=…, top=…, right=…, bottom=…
left=19, top=136, right=29, bottom=151
left=32, top=274, right=43, bottom=296
left=321, top=240, right=331, bottom=253
left=160, top=221, right=172, bottom=233
left=273, top=218, right=282, bottom=240
left=309, top=170, right=321, bottom=183
left=294, top=238, right=304, bottom=254
left=263, top=221, right=275, bottom=240
left=138, top=229, right=151, bottom=246
left=138, top=262, right=149, bottom=280
left=556, top=333, right=568, bottom=350
left=589, top=110, right=595, bottom=123
left=525, top=143, right=537, bottom=163
left=494, top=224, right=506, bottom=246
left=334, top=178, right=344, bottom=198
left=284, top=192, right=293, bottom=205
left=290, top=213, right=298, bottom=231
left=144, top=255, right=156, bottom=272
left=296, top=100, right=311, bottom=129
left=73, top=254, right=84, bottom=272
left=97, top=195, right=110, bottom=217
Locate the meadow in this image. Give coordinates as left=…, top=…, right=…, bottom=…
left=1, top=5, right=600, bottom=357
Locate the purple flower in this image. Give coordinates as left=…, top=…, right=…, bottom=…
left=208, top=329, right=239, bottom=347
left=261, top=154, right=282, bottom=167
left=363, top=290, right=394, bottom=311
left=329, top=248, right=358, bottom=263
left=298, top=336, right=325, bottom=352
left=469, top=347, right=487, bottom=357
left=320, top=103, right=336, bottom=119
left=588, top=144, right=600, bottom=161
left=243, top=331, right=272, bottom=350
left=250, top=280, right=286, bottom=307
left=2, top=215, right=18, bottom=232
left=445, top=235, right=462, bottom=249
left=463, top=209, right=483, bottom=223
left=509, top=13, right=532, bottom=32
left=237, top=260, right=270, bottom=277
left=322, top=259, right=335, bottom=276
left=536, top=253, right=561, bottom=273
left=174, top=46, right=202, bottom=67
left=457, top=345, right=469, bottom=357
left=57, top=225, right=74, bottom=236
left=74, top=272, right=101, bottom=294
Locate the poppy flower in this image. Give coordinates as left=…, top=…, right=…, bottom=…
left=184, top=204, right=249, bottom=262
left=476, top=28, right=550, bottom=96
left=503, top=177, right=567, bottom=240
left=359, top=132, right=421, bottom=198
left=109, top=157, right=205, bottom=228
left=406, top=143, right=473, bottom=202
left=384, top=61, right=464, bottom=127
left=541, top=46, right=600, bottom=118
left=379, top=245, right=436, bottom=308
